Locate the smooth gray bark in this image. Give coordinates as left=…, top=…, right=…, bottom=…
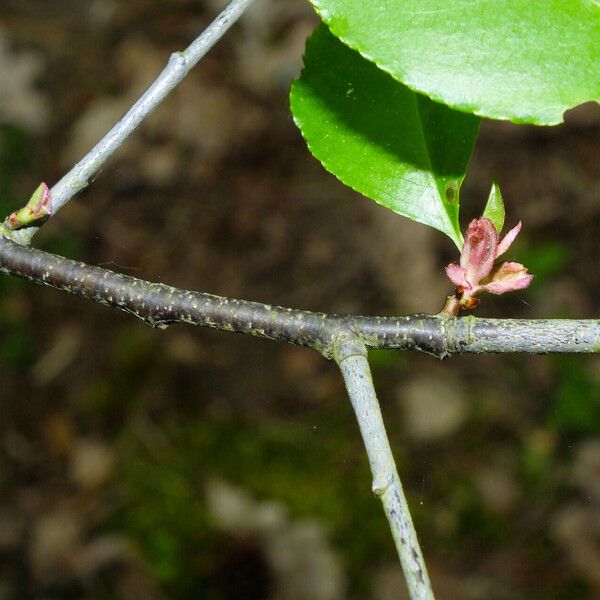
left=336, top=339, right=434, bottom=600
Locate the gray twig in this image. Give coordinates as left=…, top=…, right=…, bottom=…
left=335, top=337, right=434, bottom=600
left=0, top=237, right=598, bottom=357
left=4, top=0, right=256, bottom=244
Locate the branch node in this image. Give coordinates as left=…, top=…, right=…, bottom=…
left=372, top=475, right=394, bottom=497
left=438, top=316, right=454, bottom=359
left=330, top=329, right=366, bottom=363
left=169, top=51, right=187, bottom=69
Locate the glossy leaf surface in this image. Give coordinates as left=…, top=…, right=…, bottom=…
left=309, top=0, right=600, bottom=124
left=290, top=26, right=480, bottom=247
left=482, top=181, right=505, bottom=233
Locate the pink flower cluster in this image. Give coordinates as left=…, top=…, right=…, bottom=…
left=445, top=217, right=532, bottom=311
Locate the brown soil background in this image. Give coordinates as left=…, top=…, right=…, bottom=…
left=0, top=1, right=599, bottom=599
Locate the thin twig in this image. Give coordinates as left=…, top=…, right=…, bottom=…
left=335, top=337, right=434, bottom=600
left=3, top=0, right=256, bottom=244
left=0, top=237, right=599, bottom=357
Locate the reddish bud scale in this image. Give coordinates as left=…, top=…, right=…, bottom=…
left=6, top=183, right=52, bottom=230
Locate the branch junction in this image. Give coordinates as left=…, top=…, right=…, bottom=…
left=0, top=238, right=598, bottom=359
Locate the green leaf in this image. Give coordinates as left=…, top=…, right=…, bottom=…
left=482, top=181, right=505, bottom=233
left=308, top=0, right=600, bottom=125
left=290, top=25, right=480, bottom=247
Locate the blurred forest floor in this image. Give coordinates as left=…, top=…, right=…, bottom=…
left=0, top=1, right=600, bottom=599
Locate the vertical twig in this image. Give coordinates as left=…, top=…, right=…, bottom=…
left=335, top=337, right=434, bottom=600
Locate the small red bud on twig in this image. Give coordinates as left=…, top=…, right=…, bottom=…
left=6, top=183, right=52, bottom=230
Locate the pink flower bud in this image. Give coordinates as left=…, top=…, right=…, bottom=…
left=460, top=218, right=498, bottom=286
left=444, top=217, right=532, bottom=314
